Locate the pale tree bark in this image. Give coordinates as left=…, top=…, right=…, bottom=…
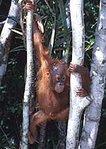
left=0, top=0, right=20, bottom=85
left=20, top=0, right=34, bottom=149
left=79, top=0, right=106, bottom=148
left=66, top=0, right=91, bottom=148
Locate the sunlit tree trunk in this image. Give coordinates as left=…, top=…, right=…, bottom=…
left=0, top=0, right=20, bottom=85
left=66, top=0, right=91, bottom=148
left=79, top=0, right=106, bottom=148
left=20, top=0, right=34, bottom=148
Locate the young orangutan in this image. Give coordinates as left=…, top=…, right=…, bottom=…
left=23, top=1, right=90, bottom=144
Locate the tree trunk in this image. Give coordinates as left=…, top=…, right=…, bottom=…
left=0, top=0, right=20, bottom=85
left=79, top=0, right=106, bottom=148
left=66, top=0, right=91, bottom=148
left=21, top=0, right=34, bottom=149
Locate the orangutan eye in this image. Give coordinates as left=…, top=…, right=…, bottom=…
left=56, top=75, right=61, bottom=81
left=62, top=75, right=66, bottom=81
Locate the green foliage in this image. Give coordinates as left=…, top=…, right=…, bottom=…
left=0, top=25, right=26, bottom=148
left=84, top=0, right=99, bottom=67
left=37, top=0, right=70, bottom=61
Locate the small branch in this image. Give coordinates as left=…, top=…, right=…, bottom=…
left=0, top=20, right=5, bottom=25
left=0, top=126, right=12, bottom=148
left=44, top=0, right=55, bottom=16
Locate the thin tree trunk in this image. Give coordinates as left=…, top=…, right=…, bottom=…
left=21, top=0, right=34, bottom=148
left=66, top=0, right=91, bottom=148
left=79, top=0, right=106, bottom=148
left=0, top=0, right=20, bottom=85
